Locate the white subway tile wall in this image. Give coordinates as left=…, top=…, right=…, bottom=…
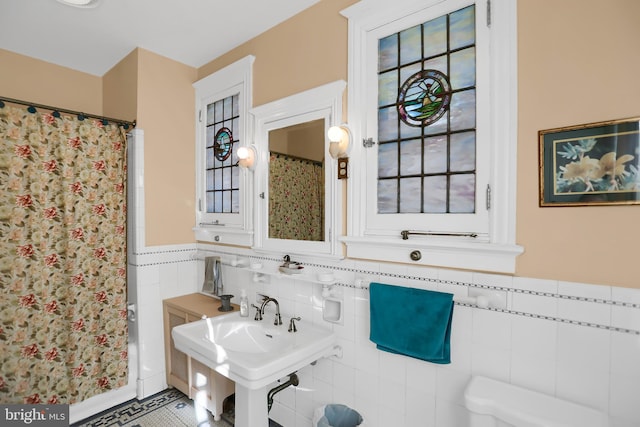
left=129, top=246, right=640, bottom=427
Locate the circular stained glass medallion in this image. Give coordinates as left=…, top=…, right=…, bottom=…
left=213, top=127, right=233, bottom=161
left=397, top=69, right=452, bottom=127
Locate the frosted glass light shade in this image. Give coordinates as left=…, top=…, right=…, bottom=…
left=327, top=125, right=351, bottom=159
left=237, top=145, right=256, bottom=170
left=327, top=126, right=343, bottom=143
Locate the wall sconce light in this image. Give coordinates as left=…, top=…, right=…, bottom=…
left=328, top=125, right=351, bottom=179
left=327, top=125, right=351, bottom=160
left=237, top=145, right=257, bottom=171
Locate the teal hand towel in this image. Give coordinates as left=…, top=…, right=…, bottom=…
left=369, top=282, right=454, bottom=364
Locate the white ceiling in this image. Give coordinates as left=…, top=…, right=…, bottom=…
left=0, top=0, right=319, bottom=76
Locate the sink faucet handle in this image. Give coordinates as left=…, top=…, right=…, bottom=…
left=251, top=304, right=262, bottom=321
left=288, top=316, right=301, bottom=333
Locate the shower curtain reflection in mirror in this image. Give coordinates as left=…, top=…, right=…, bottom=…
left=0, top=103, right=128, bottom=404
left=269, top=152, right=324, bottom=241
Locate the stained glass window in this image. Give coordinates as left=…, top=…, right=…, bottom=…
left=205, top=94, right=240, bottom=213
left=377, top=5, right=476, bottom=214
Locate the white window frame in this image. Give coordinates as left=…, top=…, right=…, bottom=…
left=341, top=0, right=523, bottom=273
left=193, top=55, right=255, bottom=246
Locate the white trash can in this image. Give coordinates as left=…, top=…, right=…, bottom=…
left=313, top=404, right=364, bottom=427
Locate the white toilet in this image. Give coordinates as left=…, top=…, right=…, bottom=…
left=464, top=376, right=610, bottom=427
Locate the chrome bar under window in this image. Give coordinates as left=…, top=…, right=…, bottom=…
left=400, top=230, right=478, bottom=240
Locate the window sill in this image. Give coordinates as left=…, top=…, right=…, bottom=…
left=340, top=236, right=523, bottom=274
left=193, top=226, right=253, bottom=247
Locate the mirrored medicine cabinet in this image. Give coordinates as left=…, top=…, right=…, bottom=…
left=250, top=80, right=346, bottom=258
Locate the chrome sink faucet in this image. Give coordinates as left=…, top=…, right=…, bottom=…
left=259, top=297, right=282, bottom=326
left=288, top=316, right=301, bottom=333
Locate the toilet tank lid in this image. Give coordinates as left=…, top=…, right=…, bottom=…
left=464, top=376, right=610, bottom=427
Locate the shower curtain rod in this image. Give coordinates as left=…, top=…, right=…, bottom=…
left=0, top=95, right=136, bottom=129
left=271, top=150, right=323, bottom=166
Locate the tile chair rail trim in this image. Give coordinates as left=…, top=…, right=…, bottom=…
left=185, top=248, right=640, bottom=335
left=335, top=280, right=639, bottom=336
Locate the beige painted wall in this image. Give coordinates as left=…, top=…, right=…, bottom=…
left=197, top=0, right=357, bottom=107
left=0, top=48, right=102, bottom=114
left=135, top=49, right=197, bottom=246
left=103, top=49, right=138, bottom=123
left=270, top=120, right=325, bottom=162
left=516, top=0, right=640, bottom=288
left=104, top=48, right=197, bottom=246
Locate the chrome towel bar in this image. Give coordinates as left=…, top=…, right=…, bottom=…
left=400, top=230, right=478, bottom=240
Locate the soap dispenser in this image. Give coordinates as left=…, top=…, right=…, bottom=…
left=239, top=289, right=249, bottom=317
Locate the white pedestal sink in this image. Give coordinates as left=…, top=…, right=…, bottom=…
left=172, top=311, right=338, bottom=427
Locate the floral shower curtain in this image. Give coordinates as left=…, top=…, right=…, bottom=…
left=269, top=152, right=324, bottom=241
left=0, top=102, right=128, bottom=404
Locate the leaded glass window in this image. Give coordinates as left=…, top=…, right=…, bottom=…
left=194, top=55, right=253, bottom=245
left=205, top=94, right=240, bottom=213
left=377, top=5, right=476, bottom=214
left=342, top=0, right=521, bottom=272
